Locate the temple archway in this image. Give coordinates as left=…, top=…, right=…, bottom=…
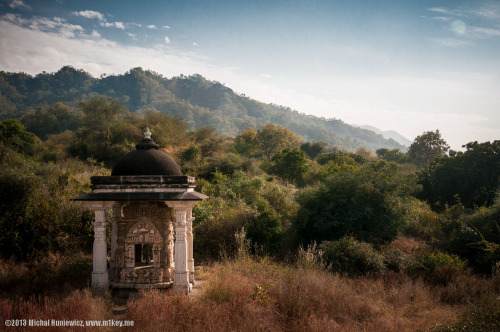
left=125, top=220, right=162, bottom=268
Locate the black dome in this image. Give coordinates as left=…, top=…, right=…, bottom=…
left=111, top=129, right=182, bottom=176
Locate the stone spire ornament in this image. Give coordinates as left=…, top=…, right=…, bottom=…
left=144, top=127, right=152, bottom=140
left=135, top=127, right=159, bottom=150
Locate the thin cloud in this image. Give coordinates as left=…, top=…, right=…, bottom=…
left=428, top=7, right=459, bottom=16
left=100, top=21, right=125, bottom=29
left=147, top=25, right=157, bottom=29
left=127, top=32, right=137, bottom=40
left=192, top=42, right=198, bottom=46
left=73, top=9, right=126, bottom=31
left=2, top=13, right=25, bottom=24
left=9, top=0, right=31, bottom=10
left=472, top=3, right=500, bottom=19
left=472, top=26, right=500, bottom=38
left=163, top=25, right=170, bottom=30
left=164, top=36, right=170, bottom=44
left=429, top=3, right=500, bottom=20
left=72, top=10, right=105, bottom=21
left=432, top=16, right=450, bottom=22
left=91, top=30, right=101, bottom=38
left=2, top=13, right=84, bottom=38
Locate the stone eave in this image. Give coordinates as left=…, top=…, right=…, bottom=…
left=91, top=175, right=195, bottom=186
left=72, top=191, right=208, bottom=202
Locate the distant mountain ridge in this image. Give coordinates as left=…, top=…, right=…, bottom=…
left=352, top=125, right=412, bottom=148
left=0, top=66, right=404, bottom=151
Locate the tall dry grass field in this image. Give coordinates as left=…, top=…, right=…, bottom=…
left=1, top=252, right=497, bottom=331
left=125, top=255, right=496, bottom=332
left=0, top=290, right=109, bottom=332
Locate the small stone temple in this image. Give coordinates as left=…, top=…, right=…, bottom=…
left=72, top=128, right=207, bottom=294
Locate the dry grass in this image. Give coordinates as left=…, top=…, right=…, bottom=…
left=0, top=289, right=110, bottom=331
left=385, top=236, right=428, bottom=257
left=0, top=253, right=92, bottom=298
left=124, top=255, right=497, bottom=332
left=0, top=252, right=496, bottom=331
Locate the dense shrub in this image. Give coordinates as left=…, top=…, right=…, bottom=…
left=403, top=198, right=443, bottom=241
left=0, top=154, right=107, bottom=260
left=194, top=203, right=255, bottom=262
left=193, top=170, right=298, bottom=259
left=268, top=148, right=310, bottom=186
left=403, top=198, right=500, bottom=275
left=421, top=252, right=467, bottom=273
left=383, top=249, right=415, bottom=273
left=420, top=252, right=468, bottom=286
left=294, top=161, right=416, bottom=246
left=320, top=236, right=386, bottom=277
left=418, top=140, right=500, bottom=209
left=457, top=203, right=500, bottom=274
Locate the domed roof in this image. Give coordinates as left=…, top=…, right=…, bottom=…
left=111, top=128, right=182, bottom=176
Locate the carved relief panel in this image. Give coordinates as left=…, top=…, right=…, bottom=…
left=114, top=201, right=175, bottom=284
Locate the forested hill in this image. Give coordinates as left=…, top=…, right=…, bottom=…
left=0, top=66, right=404, bottom=151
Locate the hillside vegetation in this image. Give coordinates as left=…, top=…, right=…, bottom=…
left=0, top=66, right=404, bottom=151
left=0, top=82, right=499, bottom=330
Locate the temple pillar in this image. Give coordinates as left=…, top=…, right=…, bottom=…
left=187, top=209, right=195, bottom=284
left=174, top=207, right=190, bottom=294
left=166, top=201, right=197, bottom=294
left=84, top=201, right=114, bottom=291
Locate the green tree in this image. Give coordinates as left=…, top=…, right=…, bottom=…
left=355, top=147, right=375, bottom=161
left=300, top=141, right=327, bottom=160
left=0, top=157, right=102, bottom=260
left=193, top=170, right=298, bottom=258
left=418, top=140, right=500, bottom=209
left=71, top=95, right=132, bottom=163
left=21, top=102, right=81, bottom=140
left=408, top=130, right=449, bottom=166
left=181, top=145, right=199, bottom=163
left=194, top=126, right=224, bottom=158
left=141, top=110, right=189, bottom=148
left=269, top=148, right=310, bottom=186
left=294, top=161, right=414, bottom=246
left=376, top=148, right=409, bottom=164
left=234, top=127, right=259, bottom=157
left=317, top=152, right=365, bottom=166
left=257, top=124, right=302, bottom=161
left=0, top=118, right=38, bottom=156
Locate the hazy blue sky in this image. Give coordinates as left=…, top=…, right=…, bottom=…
left=1, top=0, right=499, bottom=150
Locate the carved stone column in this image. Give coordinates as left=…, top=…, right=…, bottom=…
left=187, top=209, right=195, bottom=284
left=174, top=207, right=190, bottom=294
left=166, top=201, right=197, bottom=294
left=84, top=201, right=113, bottom=291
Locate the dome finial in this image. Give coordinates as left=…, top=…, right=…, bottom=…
left=136, top=127, right=159, bottom=150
